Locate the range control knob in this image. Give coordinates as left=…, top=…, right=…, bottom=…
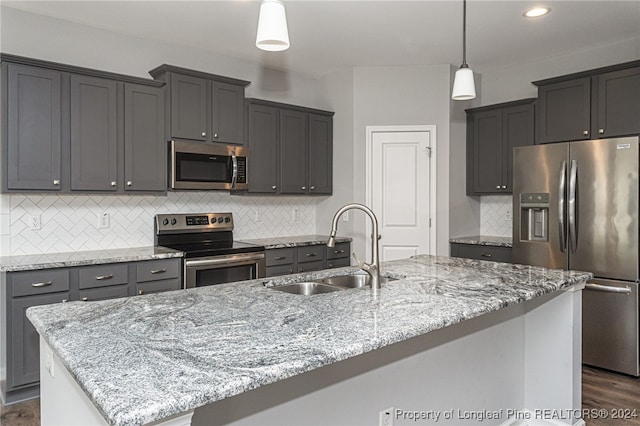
left=162, top=218, right=169, bottom=226
left=170, top=218, right=177, bottom=225
left=224, top=217, right=231, bottom=223
left=210, top=217, right=217, bottom=224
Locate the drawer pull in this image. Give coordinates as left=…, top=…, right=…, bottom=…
left=95, top=274, right=114, bottom=281
left=150, top=269, right=167, bottom=274
left=82, top=297, right=88, bottom=301
left=62, top=299, right=68, bottom=303
left=138, top=290, right=144, bottom=295
left=31, top=281, right=53, bottom=288
left=274, top=256, right=287, bottom=261
left=480, top=254, right=493, bottom=258
left=333, top=250, right=345, bottom=254
left=305, top=253, right=317, bottom=257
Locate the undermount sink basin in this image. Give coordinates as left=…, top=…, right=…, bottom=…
left=270, top=282, right=346, bottom=295
left=320, top=274, right=397, bottom=288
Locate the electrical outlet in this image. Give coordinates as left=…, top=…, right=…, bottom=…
left=292, top=209, right=300, bottom=222
left=99, top=212, right=110, bottom=229
left=255, top=208, right=263, bottom=222
left=379, top=408, right=394, bottom=426
left=505, top=208, right=512, bottom=221
left=29, top=214, right=41, bottom=230
left=342, top=211, right=350, bottom=222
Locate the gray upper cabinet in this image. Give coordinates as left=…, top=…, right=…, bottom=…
left=245, top=98, right=334, bottom=195
left=124, top=84, right=166, bottom=191
left=1, top=54, right=166, bottom=193
left=149, top=65, right=250, bottom=145
left=534, top=61, right=640, bottom=144
left=466, top=98, right=535, bottom=195
left=247, top=103, right=279, bottom=193
left=169, top=73, right=207, bottom=141
left=3, top=63, right=63, bottom=191
left=70, top=75, right=118, bottom=191
left=280, top=109, right=308, bottom=194
left=308, top=114, right=333, bottom=194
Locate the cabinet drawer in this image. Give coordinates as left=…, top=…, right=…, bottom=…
left=327, top=242, right=350, bottom=260
left=327, top=257, right=350, bottom=269
left=136, top=278, right=182, bottom=295
left=297, top=260, right=325, bottom=273
left=11, top=269, right=70, bottom=297
left=265, top=248, right=295, bottom=266
left=78, top=264, right=128, bottom=289
left=79, top=285, right=128, bottom=302
left=136, top=259, right=181, bottom=283
left=297, top=245, right=324, bottom=262
left=266, top=264, right=296, bottom=277
left=450, top=243, right=512, bottom=263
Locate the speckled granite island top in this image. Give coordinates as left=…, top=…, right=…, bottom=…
left=239, top=234, right=351, bottom=249
left=0, top=246, right=183, bottom=272
left=450, top=235, right=513, bottom=248
left=27, top=255, right=591, bottom=426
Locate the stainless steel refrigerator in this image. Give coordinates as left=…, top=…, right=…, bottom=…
left=513, top=136, right=639, bottom=377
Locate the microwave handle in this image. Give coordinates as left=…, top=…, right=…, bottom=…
left=231, top=154, right=238, bottom=189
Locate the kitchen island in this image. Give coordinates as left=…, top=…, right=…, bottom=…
left=26, top=255, right=591, bottom=426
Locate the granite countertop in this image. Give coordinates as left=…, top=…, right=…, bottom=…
left=26, top=255, right=591, bottom=426
left=449, top=235, right=513, bottom=248
left=0, top=246, right=184, bottom=272
left=240, top=234, right=351, bottom=249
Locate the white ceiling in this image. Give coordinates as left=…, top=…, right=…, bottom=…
left=3, top=0, right=640, bottom=78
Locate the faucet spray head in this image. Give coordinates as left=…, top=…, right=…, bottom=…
left=327, top=232, right=336, bottom=248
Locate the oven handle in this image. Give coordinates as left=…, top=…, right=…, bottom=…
left=185, top=253, right=265, bottom=268
left=230, top=153, right=238, bottom=189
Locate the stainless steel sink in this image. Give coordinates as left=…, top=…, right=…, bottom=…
left=319, top=274, right=397, bottom=289
left=270, top=282, right=346, bottom=295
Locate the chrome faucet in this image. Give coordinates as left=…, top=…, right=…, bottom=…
left=327, top=203, right=381, bottom=290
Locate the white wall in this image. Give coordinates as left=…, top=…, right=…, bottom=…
left=352, top=65, right=451, bottom=257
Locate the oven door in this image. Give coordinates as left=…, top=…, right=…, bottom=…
left=184, top=252, right=265, bottom=288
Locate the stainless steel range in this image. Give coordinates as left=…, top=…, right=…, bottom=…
left=154, top=213, right=265, bottom=288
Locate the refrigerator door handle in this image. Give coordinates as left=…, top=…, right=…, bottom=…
left=568, top=160, right=578, bottom=252
left=585, top=283, right=632, bottom=295
left=559, top=161, right=568, bottom=252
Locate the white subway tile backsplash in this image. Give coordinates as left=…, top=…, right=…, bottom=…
left=8, top=192, right=317, bottom=255
left=480, top=195, right=512, bottom=237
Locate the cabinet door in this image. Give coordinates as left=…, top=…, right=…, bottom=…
left=594, top=67, right=640, bottom=138
left=247, top=103, right=279, bottom=193
left=211, top=81, right=244, bottom=145
left=9, top=292, right=69, bottom=389
left=537, top=77, right=591, bottom=143
left=469, top=109, right=503, bottom=194
left=170, top=73, right=207, bottom=141
left=502, top=103, right=534, bottom=192
left=279, top=109, right=308, bottom=194
left=308, top=114, right=332, bottom=194
left=70, top=75, right=118, bottom=191
left=5, top=64, right=62, bottom=191
left=124, top=83, right=166, bottom=192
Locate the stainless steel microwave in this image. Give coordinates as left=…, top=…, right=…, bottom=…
left=169, top=140, right=248, bottom=190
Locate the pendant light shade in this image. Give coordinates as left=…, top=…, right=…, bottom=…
left=452, top=0, right=476, bottom=100
left=256, top=0, right=290, bottom=52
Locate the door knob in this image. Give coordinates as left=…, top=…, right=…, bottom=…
left=53, top=179, right=60, bottom=186
left=599, top=128, right=604, bottom=134
left=301, top=186, right=306, bottom=190
left=213, top=133, right=219, bottom=139
left=583, top=130, right=589, bottom=136
left=201, top=132, right=206, bottom=137
left=110, top=181, right=117, bottom=187
left=126, top=181, right=132, bottom=187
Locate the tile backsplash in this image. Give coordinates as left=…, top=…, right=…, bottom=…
left=480, top=195, right=512, bottom=237
left=2, top=192, right=317, bottom=256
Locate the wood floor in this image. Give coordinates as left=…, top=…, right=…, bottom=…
left=1, top=366, right=638, bottom=426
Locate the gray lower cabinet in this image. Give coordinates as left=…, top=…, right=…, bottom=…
left=246, top=98, right=334, bottom=195
left=264, top=242, right=351, bottom=278
left=3, top=63, right=63, bottom=191
left=1, top=257, right=182, bottom=403
left=450, top=243, right=512, bottom=264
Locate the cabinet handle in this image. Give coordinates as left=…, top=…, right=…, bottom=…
left=82, top=297, right=88, bottom=301
left=501, top=185, right=507, bottom=189
left=110, top=181, right=117, bottom=187
left=53, top=179, right=60, bottom=186
left=301, top=186, right=306, bottom=190
left=138, top=289, right=144, bottom=295
left=481, top=253, right=493, bottom=258
left=126, top=181, right=133, bottom=187
left=201, top=132, right=206, bottom=137
left=31, top=281, right=52, bottom=287
left=599, top=128, right=604, bottom=134
left=213, top=133, right=219, bottom=139
left=95, top=274, right=113, bottom=281
left=583, top=130, right=589, bottom=136
left=272, top=185, right=277, bottom=190
left=305, top=253, right=317, bottom=257
left=310, top=186, right=315, bottom=190
left=274, top=256, right=286, bottom=260
left=150, top=269, right=167, bottom=274
left=334, top=249, right=345, bottom=254
left=496, top=185, right=501, bottom=189
left=62, top=299, right=68, bottom=303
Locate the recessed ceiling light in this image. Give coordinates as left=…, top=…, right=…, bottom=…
left=523, top=7, right=551, bottom=18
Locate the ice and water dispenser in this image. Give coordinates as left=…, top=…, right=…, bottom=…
left=519, top=193, right=549, bottom=241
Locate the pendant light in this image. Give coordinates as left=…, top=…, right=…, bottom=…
left=256, top=0, right=290, bottom=52
left=451, top=0, right=476, bottom=100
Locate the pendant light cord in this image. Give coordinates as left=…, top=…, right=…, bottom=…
left=462, top=0, right=468, bottom=67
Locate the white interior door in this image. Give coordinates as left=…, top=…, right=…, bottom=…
left=367, top=127, right=435, bottom=261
